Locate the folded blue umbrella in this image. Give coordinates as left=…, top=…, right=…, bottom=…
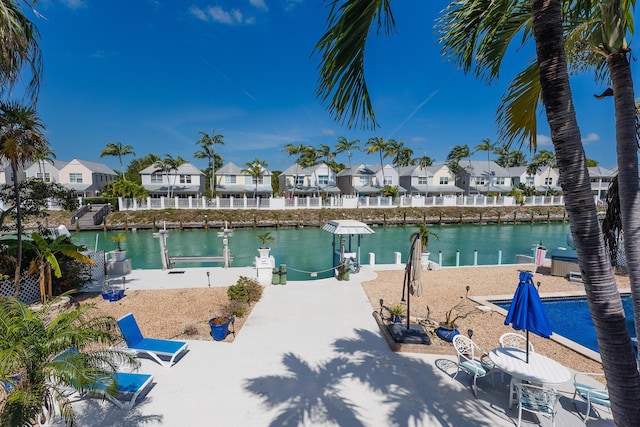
left=504, top=271, right=553, bottom=362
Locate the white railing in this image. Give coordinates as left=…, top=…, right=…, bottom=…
left=116, top=194, right=569, bottom=211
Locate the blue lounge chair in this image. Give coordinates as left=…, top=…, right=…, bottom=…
left=117, top=313, right=189, bottom=368
left=86, top=371, right=154, bottom=410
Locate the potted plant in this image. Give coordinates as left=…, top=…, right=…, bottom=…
left=434, top=285, right=480, bottom=342
left=109, top=232, right=127, bottom=262
left=255, top=232, right=275, bottom=259
left=409, top=224, right=439, bottom=266
left=387, top=303, right=405, bottom=323
left=208, top=316, right=233, bottom=341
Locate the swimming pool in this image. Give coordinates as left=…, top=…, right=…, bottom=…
left=494, top=295, right=636, bottom=353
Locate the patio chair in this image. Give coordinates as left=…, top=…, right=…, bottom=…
left=51, top=348, right=154, bottom=410
left=572, top=372, right=610, bottom=422
left=499, top=332, right=535, bottom=385
left=452, top=335, right=494, bottom=398
left=117, top=313, right=189, bottom=368
left=515, top=383, right=559, bottom=427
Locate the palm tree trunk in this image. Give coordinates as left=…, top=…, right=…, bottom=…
left=12, top=162, right=22, bottom=299
left=609, top=52, right=640, bottom=357
left=531, top=0, right=640, bottom=422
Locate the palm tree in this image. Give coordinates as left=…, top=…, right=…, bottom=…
left=23, top=232, right=94, bottom=303
left=446, top=144, right=471, bottom=186
left=283, top=143, right=306, bottom=196
left=33, top=144, right=56, bottom=182
left=0, top=0, right=42, bottom=101
left=475, top=138, right=497, bottom=192
left=300, top=147, right=322, bottom=195
left=418, top=152, right=433, bottom=197
left=0, top=296, right=137, bottom=426
left=153, top=155, right=185, bottom=198
left=334, top=136, right=361, bottom=194
left=314, top=0, right=640, bottom=420
left=531, top=149, right=557, bottom=194
left=0, top=101, right=47, bottom=298
left=242, top=158, right=268, bottom=198
left=365, top=137, right=391, bottom=187
left=438, top=0, right=640, bottom=420
left=100, top=141, right=135, bottom=181
left=195, top=129, right=225, bottom=197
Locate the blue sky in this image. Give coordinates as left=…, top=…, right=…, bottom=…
left=24, top=0, right=638, bottom=172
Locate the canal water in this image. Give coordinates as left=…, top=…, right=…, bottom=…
left=71, top=223, right=572, bottom=281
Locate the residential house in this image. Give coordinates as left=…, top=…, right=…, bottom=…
left=278, top=162, right=340, bottom=196
left=456, top=161, right=512, bottom=195
left=140, top=162, right=204, bottom=197
left=398, top=164, right=463, bottom=196
left=24, top=159, right=68, bottom=183
left=588, top=166, right=614, bottom=202
left=0, top=161, right=26, bottom=186
left=336, top=164, right=405, bottom=195
left=215, top=162, right=272, bottom=198
left=59, top=159, right=117, bottom=197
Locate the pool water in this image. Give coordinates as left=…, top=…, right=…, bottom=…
left=495, top=296, right=636, bottom=353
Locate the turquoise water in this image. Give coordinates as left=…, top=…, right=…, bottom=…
left=495, top=296, right=636, bottom=353
left=71, top=223, right=572, bottom=280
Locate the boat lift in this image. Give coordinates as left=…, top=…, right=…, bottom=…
left=321, top=220, right=375, bottom=273
left=153, top=222, right=234, bottom=270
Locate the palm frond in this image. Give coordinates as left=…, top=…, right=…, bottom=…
left=313, top=0, right=395, bottom=129
left=496, top=62, right=541, bottom=151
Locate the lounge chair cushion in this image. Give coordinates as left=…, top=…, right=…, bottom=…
left=460, top=360, right=488, bottom=376
left=117, top=314, right=145, bottom=347
left=575, top=383, right=610, bottom=408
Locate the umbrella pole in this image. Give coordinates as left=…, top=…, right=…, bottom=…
left=526, top=330, right=530, bottom=363
left=405, top=254, right=411, bottom=329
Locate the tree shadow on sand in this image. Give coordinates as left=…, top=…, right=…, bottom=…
left=244, top=329, right=515, bottom=426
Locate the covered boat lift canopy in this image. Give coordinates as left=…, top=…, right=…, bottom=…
left=321, top=220, right=374, bottom=272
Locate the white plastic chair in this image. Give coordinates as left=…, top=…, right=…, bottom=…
left=452, top=335, right=494, bottom=398
left=499, top=332, right=535, bottom=386
left=515, top=383, right=559, bottom=427
left=572, top=372, right=610, bottom=422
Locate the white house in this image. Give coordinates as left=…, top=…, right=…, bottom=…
left=0, top=161, right=26, bottom=186
left=456, top=161, right=512, bottom=195
left=278, top=162, right=340, bottom=196
left=140, top=162, right=204, bottom=197
left=59, top=159, right=117, bottom=197
left=588, top=166, right=614, bottom=201
left=24, top=159, right=68, bottom=183
left=336, top=164, right=405, bottom=195
left=398, top=164, right=463, bottom=196
left=215, top=162, right=272, bottom=198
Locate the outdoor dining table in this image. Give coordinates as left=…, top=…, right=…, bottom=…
left=489, top=347, right=572, bottom=408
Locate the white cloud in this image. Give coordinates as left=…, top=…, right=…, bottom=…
left=90, top=50, right=107, bottom=59
left=321, top=128, right=335, bottom=136
left=582, top=132, right=600, bottom=144
left=536, top=134, right=553, bottom=146
left=60, top=0, right=86, bottom=9
left=410, top=136, right=427, bottom=143
left=189, top=6, right=255, bottom=25
left=284, top=0, right=303, bottom=11
left=250, top=0, right=268, bottom=11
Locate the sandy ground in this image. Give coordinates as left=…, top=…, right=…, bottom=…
left=76, top=264, right=630, bottom=378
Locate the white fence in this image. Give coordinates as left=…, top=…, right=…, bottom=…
left=117, top=194, right=568, bottom=211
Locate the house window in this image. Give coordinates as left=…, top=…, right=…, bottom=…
left=476, top=177, right=486, bottom=185
left=417, top=176, right=427, bottom=185
left=318, top=175, right=328, bottom=185
left=227, top=175, right=236, bottom=184
left=151, top=174, right=163, bottom=183
left=252, top=176, right=264, bottom=184
left=439, top=177, right=449, bottom=185
left=180, top=175, right=192, bottom=184
left=383, top=176, right=393, bottom=185
left=496, top=177, right=505, bottom=185
left=360, top=176, right=371, bottom=186
left=69, top=173, right=83, bottom=183
left=294, top=176, right=304, bottom=186
left=526, top=177, right=534, bottom=185
left=36, top=172, right=51, bottom=182
left=544, top=177, right=553, bottom=185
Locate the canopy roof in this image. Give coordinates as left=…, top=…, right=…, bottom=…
left=321, top=220, right=375, bottom=235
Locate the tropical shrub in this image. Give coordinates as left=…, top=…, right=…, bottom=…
left=227, top=276, right=263, bottom=304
